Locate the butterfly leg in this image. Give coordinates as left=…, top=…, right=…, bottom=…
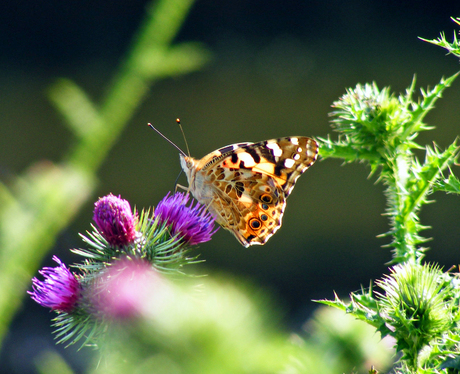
left=175, top=183, right=190, bottom=194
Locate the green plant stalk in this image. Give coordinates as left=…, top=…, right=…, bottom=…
left=385, top=74, right=459, bottom=263
left=320, top=72, right=459, bottom=264
left=0, top=0, right=203, bottom=348
left=385, top=141, right=459, bottom=264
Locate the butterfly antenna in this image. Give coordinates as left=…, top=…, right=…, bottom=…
left=147, top=123, right=187, bottom=157
left=176, top=118, right=191, bottom=157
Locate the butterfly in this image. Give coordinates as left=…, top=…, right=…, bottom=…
left=149, top=123, right=319, bottom=247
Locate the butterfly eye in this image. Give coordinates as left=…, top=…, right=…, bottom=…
left=260, top=194, right=273, bottom=204
left=249, top=218, right=262, bottom=230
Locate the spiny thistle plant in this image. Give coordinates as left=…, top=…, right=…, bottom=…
left=319, top=17, right=460, bottom=374
left=29, top=192, right=218, bottom=347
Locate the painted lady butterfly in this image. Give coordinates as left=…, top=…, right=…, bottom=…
left=149, top=124, right=318, bottom=247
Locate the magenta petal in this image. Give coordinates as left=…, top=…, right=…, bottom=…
left=155, top=192, right=218, bottom=245
left=28, top=256, right=80, bottom=312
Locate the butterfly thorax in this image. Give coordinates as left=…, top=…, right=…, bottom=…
left=180, top=154, right=215, bottom=205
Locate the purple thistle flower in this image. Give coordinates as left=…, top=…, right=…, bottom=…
left=155, top=192, right=218, bottom=245
left=93, top=193, right=137, bottom=247
left=28, top=256, right=81, bottom=313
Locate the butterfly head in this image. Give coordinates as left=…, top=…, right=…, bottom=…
left=179, top=154, right=193, bottom=172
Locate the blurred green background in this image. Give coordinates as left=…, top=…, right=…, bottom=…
left=1, top=0, right=459, bottom=372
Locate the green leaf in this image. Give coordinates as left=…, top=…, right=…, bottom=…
left=433, top=172, right=460, bottom=194
left=419, top=17, right=460, bottom=58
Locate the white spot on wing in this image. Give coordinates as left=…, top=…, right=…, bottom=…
left=290, top=137, right=299, bottom=145
left=267, top=142, right=283, bottom=157
left=284, top=158, right=295, bottom=168
left=238, top=152, right=256, bottom=167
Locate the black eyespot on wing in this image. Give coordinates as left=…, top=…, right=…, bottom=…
left=260, top=194, right=273, bottom=204
left=249, top=218, right=261, bottom=230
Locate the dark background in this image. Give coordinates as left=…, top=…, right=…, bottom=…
left=1, top=1, right=460, bottom=372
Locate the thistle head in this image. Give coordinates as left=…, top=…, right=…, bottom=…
left=376, top=263, right=454, bottom=360
left=28, top=256, right=81, bottom=313
left=93, top=193, right=137, bottom=247
left=155, top=192, right=218, bottom=245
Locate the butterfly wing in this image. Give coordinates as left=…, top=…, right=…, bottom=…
left=187, top=136, right=318, bottom=247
